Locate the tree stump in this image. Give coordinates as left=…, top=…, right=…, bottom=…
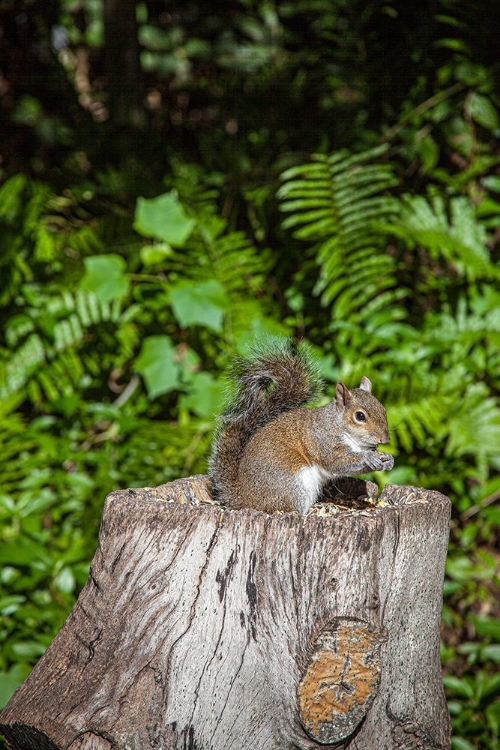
left=0, top=476, right=451, bottom=750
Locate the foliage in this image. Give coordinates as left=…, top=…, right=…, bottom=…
left=278, top=144, right=402, bottom=321
left=1, top=1, right=500, bottom=748
left=274, top=140, right=500, bottom=749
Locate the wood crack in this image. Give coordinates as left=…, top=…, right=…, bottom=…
left=0, top=478, right=451, bottom=749
left=162, top=511, right=225, bottom=707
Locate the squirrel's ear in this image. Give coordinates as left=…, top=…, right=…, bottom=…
left=359, top=376, right=372, bottom=392
left=335, top=381, right=351, bottom=407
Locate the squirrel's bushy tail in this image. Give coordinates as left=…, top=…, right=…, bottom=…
left=209, top=339, right=322, bottom=504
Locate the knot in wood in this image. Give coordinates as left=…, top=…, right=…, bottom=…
left=298, top=618, right=384, bottom=744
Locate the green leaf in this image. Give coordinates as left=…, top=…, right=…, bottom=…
left=135, top=335, right=178, bottom=399
left=79, top=255, right=129, bottom=303
left=134, top=191, right=196, bottom=247
left=443, top=580, right=461, bottom=597
left=482, top=645, right=500, bottom=663
left=466, top=93, right=499, bottom=132
left=12, top=95, right=43, bottom=126
left=470, top=615, right=500, bottom=642
left=139, top=243, right=173, bottom=267
left=0, top=594, right=26, bottom=615
left=482, top=672, right=500, bottom=699
left=11, top=641, right=47, bottom=659
left=0, top=174, right=27, bottom=224
left=54, top=566, right=76, bottom=594
left=482, top=175, right=500, bottom=193
left=0, top=538, right=52, bottom=567
left=180, top=372, right=224, bottom=418
left=443, top=675, right=475, bottom=698
left=419, top=135, right=439, bottom=172
left=447, top=700, right=463, bottom=716
left=170, top=280, right=229, bottom=332
left=485, top=701, right=500, bottom=737
left=0, top=664, right=32, bottom=709
left=451, top=738, right=476, bottom=750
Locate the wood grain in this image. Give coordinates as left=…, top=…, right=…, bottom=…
left=0, top=476, right=451, bottom=749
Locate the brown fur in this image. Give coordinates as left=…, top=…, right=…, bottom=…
left=210, top=345, right=393, bottom=513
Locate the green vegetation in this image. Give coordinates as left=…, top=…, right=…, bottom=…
left=0, top=1, right=499, bottom=746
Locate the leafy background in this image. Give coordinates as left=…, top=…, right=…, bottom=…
left=0, top=1, right=499, bottom=747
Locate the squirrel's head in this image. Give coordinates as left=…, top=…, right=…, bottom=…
left=335, top=376, right=390, bottom=450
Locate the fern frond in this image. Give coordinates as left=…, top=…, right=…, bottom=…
left=0, top=414, right=40, bottom=493
left=445, top=384, right=500, bottom=479
left=429, top=294, right=500, bottom=353
left=388, top=394, right=449, bottom=454
left=0, top=291, right=125, bottom=403
left=0, top=334, right=46, bottom=398
left=386, top=193, right=500, bottom=281
left=209, top=231, right=272, bottom=296
left=278, top=145, right=401, bottom=322
left=118, top=420, right=212, bottom=487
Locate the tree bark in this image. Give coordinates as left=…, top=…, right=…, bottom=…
left=0, top=476, right=451, bottom=750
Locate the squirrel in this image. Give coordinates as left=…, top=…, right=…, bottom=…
left=209, top=340, right=394, bottom=513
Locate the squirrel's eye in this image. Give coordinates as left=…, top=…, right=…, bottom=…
left=354, top=410, right=367, bottom=423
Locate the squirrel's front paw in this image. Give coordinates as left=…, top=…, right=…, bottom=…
left=379, top=452, right=394, bottom=471
left=365, top=451, right=394, bottom=471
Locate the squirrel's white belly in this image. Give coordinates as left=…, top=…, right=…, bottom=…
left=296, top=465, right=331, bottom=513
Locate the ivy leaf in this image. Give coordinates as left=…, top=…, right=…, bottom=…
left=139, top=243, right=173, bottom=267
left=79, top=255, right=129, bottom=303
left=134, top=191, right=196, bottom=247
left=180, top=372, right=224, bottom=418
left=135, top=335, right=178, bottom=399
left=170, top=280, right=229, bottom=332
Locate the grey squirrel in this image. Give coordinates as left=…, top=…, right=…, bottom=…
left=209, top=340, right=394, bottom=513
